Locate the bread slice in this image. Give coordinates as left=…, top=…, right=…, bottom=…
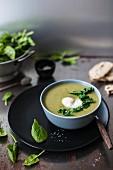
left=105, top=85, right=113, bottom=95
left=89, top=62, right=113, bottom=81
left=97, top=72, right=113, bottom=82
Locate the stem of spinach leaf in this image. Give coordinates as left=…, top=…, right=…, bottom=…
left=37, top=150, right=45, bottom=157
left=8, top=132, right=17, bottom=142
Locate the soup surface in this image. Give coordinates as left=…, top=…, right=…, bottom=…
left=43, top=83, right=99, bottom=117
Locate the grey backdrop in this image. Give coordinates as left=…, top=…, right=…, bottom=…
left=0, top=0, right=113, bottom=56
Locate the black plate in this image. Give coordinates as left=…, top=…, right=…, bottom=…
left=8, top=84, right=109, bottom=151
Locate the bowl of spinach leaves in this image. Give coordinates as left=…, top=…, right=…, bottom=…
left=0, top=29, right=35, bottom=82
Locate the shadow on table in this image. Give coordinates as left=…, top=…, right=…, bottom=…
left=37, top=76, right=56, bottom=86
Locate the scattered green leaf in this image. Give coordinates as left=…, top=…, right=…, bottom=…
left=0, top=128, right=7, bottom=137
left=50, top=53, right=63, bottom=61
left=2, top=91, right=13, bottom=106
left=70, top=87, right=95, bottom=109
left=31, top=119, right=48, bottom=143
left=24, top=154, right=40, bottom=166
left=62, top=56, right=80, bottom=64
left=7, top=132, right=18, bottom=163
left=36, top=49, right=80, bottom=65
left=59, top=49, right=80, bottom=56
left=0, top=119, right=46, bottom=166
left=69, top=87, right=94, bottom=96
left=24, top=150, right=45, bottom=166
left=58, top=106, right=83, bottom=116
left=7, top=142, right=18, bottom=163
left=82, top=96, right=95, bottom=105
left=4, top=46, right=15, bottom=60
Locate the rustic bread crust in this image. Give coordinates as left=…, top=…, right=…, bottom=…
left=105, top=85, right=113, bottom=95
left=96, top=72, right=113, bottom=82
left=89, top=62, right=113, bottom=81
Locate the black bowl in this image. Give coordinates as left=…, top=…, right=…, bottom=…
left=35, top=59, right=55, bottom=78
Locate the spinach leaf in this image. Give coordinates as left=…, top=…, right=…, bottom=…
left=0, top=30, right=35, bottom=62
left=7, top=132, right=18, bottom=163
left=50, top=54, right=63, bottom=61
left=24, top=154, right=39, bottom=166
left=62, top=56, right=80, bottom=65
left=7, top=142, right=18, bottom=163
left=24, top=150, right=45, bottom=166
left=48, top=49, right=80, bottom=64
left=82, top=96, right=95, bottom=105
left=31, top=119, right=48, bottom=143
left=58, top=87, right=96, bottom=116
left=58, top=108, right=74, bottom=116
left=2, top=91, right=13, bottom=106
left=4, top=46, right=15, bottom=60
left=58, top=106, right=83, bottom=116
left=69, top=87, right=94, bottom=96
left=70, top=87, right=95, bottom=108
left=82, top=103, right=90, bottom=109
left=0, top=128, right=7, bottom=137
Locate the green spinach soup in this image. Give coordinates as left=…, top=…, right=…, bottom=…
left=43, top=83, right=99, bottom=117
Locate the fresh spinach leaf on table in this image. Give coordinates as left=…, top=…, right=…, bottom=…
left=24, top=150, right=45, bottom=166
left=50, top=50, right=80, bottom=65
left=7, top=132, right=18, bottom=163
left=50, top=53, right=64, bottom=61
left=2, top=91, right=13, bottom=106
left=0, top=128, right=7, bottom=137
left=0, top=117, right=7, bottom=137
left=62, top=56, right=80, bottom=65
left=0, top=121, right=45, bottom=165
left=35, top=49, right=80, bottom=65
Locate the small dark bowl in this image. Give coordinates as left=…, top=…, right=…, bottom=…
left=35, top=59, right=55, bottom=78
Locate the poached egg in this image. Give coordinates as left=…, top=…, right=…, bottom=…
left=62, top=97, right=82, bottom=108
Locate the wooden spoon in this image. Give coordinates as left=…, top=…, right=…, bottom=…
left=95, top=116, right=113, bottom=150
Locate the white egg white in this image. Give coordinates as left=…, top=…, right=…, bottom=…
left=62, top=97, right=82, bottom=108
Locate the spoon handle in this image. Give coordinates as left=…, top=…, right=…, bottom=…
left=0, top=82, right=20, bottom=92
left=96, top=116, right=113, bottom=150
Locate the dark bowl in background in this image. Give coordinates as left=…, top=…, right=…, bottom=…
left=35, top=59, right=55, bottom=78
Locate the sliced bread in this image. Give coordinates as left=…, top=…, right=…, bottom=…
left=97, top=72, right=113, bottom=82
left=105, top=85, right=113, bottom=95
left=89, top=62, right=113, bottom=81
